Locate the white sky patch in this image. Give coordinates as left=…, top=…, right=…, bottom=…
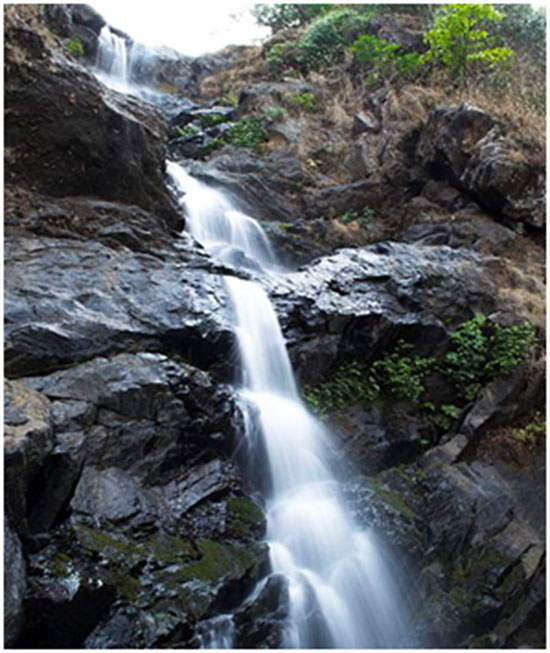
left=90, top=1, right=270, bottom=56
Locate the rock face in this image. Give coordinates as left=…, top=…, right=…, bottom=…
left=416, top=103, right=546, bottom=230
left=5, top=7, right=179, bottom=227
left=4, top=4, right=545, bottom=650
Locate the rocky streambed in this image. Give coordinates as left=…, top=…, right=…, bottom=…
left=4, top=4, right=545, bottom=649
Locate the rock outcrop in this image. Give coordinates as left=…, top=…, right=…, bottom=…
left=4, top=4, right=545, bottom=649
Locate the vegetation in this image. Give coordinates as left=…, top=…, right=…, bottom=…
left=176, top=124, right=200, bottom=138
left=252, top=4, right=331, bottom=32
left=304, top=315, right=537, bottom=433
left=291, top=91, right=316, bottom=110
left=67, top=37, right=84, bottom=57
left=198, top=113, right=229, bottom=128
left=199, top=115, right=268, bottom=156
left=421, top=4, right=514, bottom=78
left=339, top=207, right=375, bottom=226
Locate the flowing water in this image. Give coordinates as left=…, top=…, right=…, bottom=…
left=169, top=161, right=407, bottom=648
left=95, top=25, right=130, bottom=91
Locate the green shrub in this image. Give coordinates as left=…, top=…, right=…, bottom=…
left=296, top=8, right=374, bottom=69
left=422, top=4, right=515, bottom=78
left=439, top=314, right=536, bottom=401
left=176, top=124, right=200, bottom=138
left=485, top=320, right=537, bottom=377
left=265, top=41, right=299, bottom=70
left=372, top=341, right=433, bottom=401
left=291, top=91, right=316, bottom=110
left=67, top=37, right=84, bottom=57
left=440, top=313, right=489, bottom=401
left=303, top=315, right=537, bottom=427
left=351, top=34, right=424, bottom=84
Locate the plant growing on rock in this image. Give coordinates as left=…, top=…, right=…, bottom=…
left=291, top=91, right=316, bottom=110
left=67, top=37, right=84, bottom=57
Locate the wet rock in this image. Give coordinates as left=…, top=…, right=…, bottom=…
left=328, top=402, right=433, bottom=474
left=5, top=12, right=179, bottom=227
left=264, top=242, right=497, bottom=383
left=4, top=519, right=27, bottom=646
left=234, top=574, right=289, bottom=648
left=72, top=467, right=158, bottom=531
left=458, top=359, right=545, bottom=448
left=23, top=353, right=242, bottom=484
left=189, top=146, right=313, bottom=222
left=4, top=230, right=234, bottom=378
left=416, top=103, right=545, bottom=229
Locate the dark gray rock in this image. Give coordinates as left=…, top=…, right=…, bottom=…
left=4, top=231, right=234, bottom=378
left=416, top=103, right=545, bottom=229
left=4, top=519, right=27, bottom=646
left=262, top=242, right=498, bottom=384
left=234, top=574, right=289, bottom=648
left=5, top=16, right=179, bottom=227
left=72, top=466, right=158, bottom=529
left=24, top=353, right=242, bottom=485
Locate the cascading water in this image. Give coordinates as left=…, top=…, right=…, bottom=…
left=169, top=160, right=407, bottom=648
left=95, top=25, right=129, bottom=90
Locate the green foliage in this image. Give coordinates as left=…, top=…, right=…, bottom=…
left=339, top=207, right=375, bottom=225
left=252, top=4, right=331, bottom=32
left=422, top=402, right=461, bottom=432
left=303, top=315, right=537, bottom=434
left=422, top=4, right=515, bottom=78
left=441, top=313, right=489, bottom=401
left=224, top=115, right=268, bottom=150
left=199, top=113, right=228, bottom=128
left=494, top=4, right=546, bottom=64
left=67, top=37, right=84, bottom=57
left=266, top=41, right=298, bottom=70
left=351, top=34, right=424, bottom=84
left=264, top=106, right=287, bottom=121
left=485, top=320, right=537, bottom=377
left=440, top=314, right=536, bottom=401
left=176, top=124, right=200, bottom=138
left=291, top=91, right=316, bottom=110
left=372, top=341, right=433, bottom=401
left=303, top=361, right=379, bottom=416
left=296, top=8, right=375, bottom=69
left=512, top=412, right=546, bottom=445
left=221, top=92, right=239, bottom=107
left=200, top=115, right=268, bottom=156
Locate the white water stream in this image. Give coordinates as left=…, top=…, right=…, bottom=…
left=168, top=161, right=407, bottom=648
left=95, top=25, right=130, bottom=91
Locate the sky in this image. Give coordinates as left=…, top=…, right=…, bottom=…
left=90, top=1, right=270, bottom=56
left=91, top=1, right=546, bottom=58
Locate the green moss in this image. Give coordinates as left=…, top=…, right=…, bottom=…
left=108, top=566, right=141, bottom=601
left=67, top=37, right=84, bottom=57
left=227, top=497, right=265, bottom=523
left=49, top=555, right=72, bottom=578
left=367, top=477, right=416, bottom=521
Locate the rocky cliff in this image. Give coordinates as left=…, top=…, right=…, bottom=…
left=4, top=4, right=545, bottom=648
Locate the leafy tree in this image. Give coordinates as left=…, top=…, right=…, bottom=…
left=422, top=4, right=515, bottom=78
left=251, top=4, right=332, bottom=32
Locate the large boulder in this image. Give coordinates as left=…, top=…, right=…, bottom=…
left=4, top=222, right=234, bottom=378
left=416, top=104, right=545, bottom=230
left=263, top=242, right=499, bottom=384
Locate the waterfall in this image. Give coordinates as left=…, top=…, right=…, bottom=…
left=95, top=25, right=129, bottom=90
left=169, top=161, right=407, bottom=648
left=167, top=162, right=275, bottom=269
